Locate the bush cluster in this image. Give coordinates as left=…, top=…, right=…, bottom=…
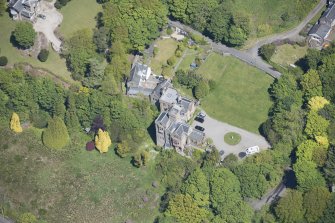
left=38, top=49, right=49, bottom=62
left=0, top=56, right=8, bottom=66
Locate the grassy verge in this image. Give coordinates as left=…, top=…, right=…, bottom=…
left=59, top=0, right=102, bottom=38
left=271, top=44, right=308, bottom=67
left=0, top=126, right=162, bottom=223
left=224, top=132, right=242, bottom=145
left=197, top=53, right=273, bottom=133
left=0, top=14, right=72, bottom=83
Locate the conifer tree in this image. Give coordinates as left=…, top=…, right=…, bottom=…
left=95, top=128, right=112, bottom=153
left=324, top=146, right=335, bottom=184
left=10, top=112, right=23, bottom=133
left=42, top=116, right=70, bottom=149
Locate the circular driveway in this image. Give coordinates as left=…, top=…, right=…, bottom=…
left=192, top=115, right=271, bottom=159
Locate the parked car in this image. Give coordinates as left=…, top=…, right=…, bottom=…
left=195, top=117, right=204, bottom=123
left=198, top=112, right=206, bottom=119
left=245, top=146, right=260, bottom=155
left=38, top=14, right=46, bottom=19
left=195, top=125, right=205, bottom=131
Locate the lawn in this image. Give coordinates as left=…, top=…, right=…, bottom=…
left=271, top=44, right=308, bottom=67
left=0, top=126, right=162, bottom=223
left=150, top=38, right=178, bottom=74
left=224, top=132, right=241, bottom=145
left=0, top=14, right=73, bottom=83
left=198, top=53, right=273, bottom=133
left=59, top=0, right=102, bottom=38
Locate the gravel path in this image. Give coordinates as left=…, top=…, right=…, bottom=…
left=192, top=115, right=270, bottom=159
left=33, top=0, right=63, bottom=52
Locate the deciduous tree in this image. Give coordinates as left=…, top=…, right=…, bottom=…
left=12, top=22, right=36, bottom=49
left=275, top=190, right=304, bottom=223
left=303, top=187, right=331, bottom=223
left=10, top=112, right=23, bottom=133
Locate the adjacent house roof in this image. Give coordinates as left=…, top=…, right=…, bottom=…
left=189, top=129, right=205, bottom=142
left=9, top=0, right=38, bottom=18
left=159, top=87, right=178, bottom=104
left=155, top=112, right=170, bottom=127
left=309, top=23, right=331, bottom=39
left=171, top=122, right=190, bottom=139
left=321, top=3, right=335, bottom=25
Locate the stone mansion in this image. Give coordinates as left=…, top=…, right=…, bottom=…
left=126, top=62, right=205, bottom=151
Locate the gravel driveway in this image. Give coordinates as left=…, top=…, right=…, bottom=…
left=192, top=115, right=270, bottom=159
left=33, top=0, right=63, bottom=52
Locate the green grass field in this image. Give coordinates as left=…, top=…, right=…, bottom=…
left=271, top=44, right=308, bottom=66
left=150, top=38, right=178, bottom=74
left=0, top=14, right=73, bottom=83
left=198, top=53, right=273, bottom=133
left=59, top=0, right=102, bottom=38
left=0, top=126, right=161, bottom=223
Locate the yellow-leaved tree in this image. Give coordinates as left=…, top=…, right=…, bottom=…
left=95, top=129, right=112, bottom=153
left=308, top=96, right=330, bottom=111
left=10, top=112, right=23, bottom=133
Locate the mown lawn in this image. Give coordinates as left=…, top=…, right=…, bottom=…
left=0, top=126, right=162, bottom=223
left=271, top=44, right=308, bottom=67
left=198, top=53, right=274, bottom=133
left=177, top=50, right=197, bottom=71
left=0, top=14, right=72, bottom=83
left=59, top=0, right=102, bottom=38
left=150, top=38, right=178, bottom=74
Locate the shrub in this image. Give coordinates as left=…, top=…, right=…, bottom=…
left=42, top=116, right=70, bottom=150
left=0, top=56, right=8, bottom=66
left=166, top=27, right=173, bottom=35
left=259, top=43, right=276, bottom=62
left=59, top=0, right=69, bottom=6
left=167, top=56, right=176, bottom=66
left=208, top=79, right=217, bottom=91
left=30, top=110, right=50, bottom=128
left=38, top=49, right=49, bottom=62
left=54, top=1, right=62, bottom=9
left=153, top=47, right=159, bottom=57
left=12, top=22, right=36, bottom=49
left=86, top=141, right=95, bottom=151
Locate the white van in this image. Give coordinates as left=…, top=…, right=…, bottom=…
left=245, top=146, right=260, bottom=155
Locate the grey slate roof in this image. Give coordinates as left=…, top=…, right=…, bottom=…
left=172, top=122, right=190, bottom=138
left=156, top=112, right=170, bottom=127
left=309, top=23, right=331, bottom=39
left=151, top=79, right=172, bottom=98
left=180, top=97, right=192, bottom=114
left=160, top=87, right=178, bottom=104
left=321, top=3, right=335, bottom=24
left=189, top=129, right=205, bottom=142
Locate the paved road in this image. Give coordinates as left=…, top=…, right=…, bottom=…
left=247, top=0, right=327, bottom=57
left=249, top=182, right=286, bottom=210
left=168, top=0, right=326, bottom=79
left=193, top=115, right=270, bottom=159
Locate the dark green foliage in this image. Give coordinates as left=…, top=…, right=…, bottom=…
left=259, top=44, right=276, bottom=62
left=63, top=29, right=97, bottom=79
left=93, top=27, right=109, bottom=53
left=38, top=49, right=49, bottom=62
left=30, top=110, right=50, bottom=128
left=42, top=116, right=70, bottom=150
left=103, top=0, right=168, bottom=51
left=275, top=190, right=304, bottom=223
left=12, top=22, right=36, bottom=49
left=303, top=187, right=331, bottom=223
left=82, top=58, right=106, bottom=88
left=318, top=194, right=335, bottom=223
left=167, top=56, right=176, bottom=66
left=175, top=70, right=200, bottom=89
left=294, top=159, right=326, bottom=191
left=221, top=153, right=238, bottom=170
left=324, top=146, right=335, bottom=184
left=0, top=56, right=8, bottom=66
left=54, top=1, right=62, bottom=9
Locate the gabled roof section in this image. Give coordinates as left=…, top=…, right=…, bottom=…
left=309, top=23, right=331, bottom=39
left=321, top=3, right=335, bottom=24
left=155, top=112, right=170, bottom=127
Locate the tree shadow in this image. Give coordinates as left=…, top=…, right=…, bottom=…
left=282, top=168, right=297, bottom=189
left=147, top=121, right=156, bottom=144
left=238, top=152, right=246, bottom=158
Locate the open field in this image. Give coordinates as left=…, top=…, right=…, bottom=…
left=59, top=0, right=102, bottom=38
left=271, top=44, right=308, bottom=66
left=0, top=126, right=161, bottom=223
left=197, top=53, right=274, bottom=133
left=0, top=14, right=73, bottom=83
left=150, top=38, right=178, bottom=74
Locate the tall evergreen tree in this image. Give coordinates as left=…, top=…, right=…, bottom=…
left=42, top=116, right=70, bottom=150
left=324, top=146, right=335, bottom=184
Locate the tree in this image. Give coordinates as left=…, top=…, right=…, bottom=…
left=95, top=128, right=112, bottom=153
left=132, top=151, right=149, bottom=167
left=10, top=112, right=23, bottom=133
left=93, top=27, right=109, bottom=53
left=181, top=168, right=210, bottom=207
left=0, top=56, right=8, bottom=66
left=318, top=194, right=335, bottom=223
left=38, top=49, right=49, bottom=62
left=116, top=141, right=130, bottom=158
left=301, top=69, right=323, bottom=99
left=293, top=159, right=326, bottom=191
left=296, top=140, right=319, bottom=161
left=12, top=22, right=36, bottom=49
left=324, top=146, right=335, bottom=184
left=259, top=44, right=276, bottom=62
left=194, top=80, right=209, bottom=99
left=64, top=29, right=96, bottom=79
left=42, top=116, right=70, bottom=150
left=308, top=96, right=330, bottom=111
left=64, top=93, right=80, bottom=130
left=275, top=190, right=304, bottom=223
left=82, top=58, right=106, bottom=88
left=304, top=187, right=331, bottom=223
left=166, top=194, right=210, bottom=223
left=305, top=111, right=329, bottom=138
